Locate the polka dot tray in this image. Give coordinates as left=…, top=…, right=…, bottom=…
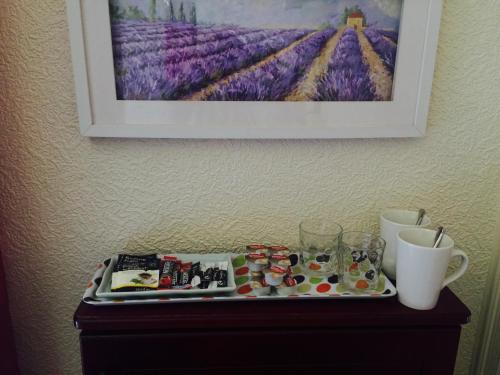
left=82, top=253, right=396, bottom=306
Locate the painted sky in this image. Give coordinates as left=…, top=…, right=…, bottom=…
left=114, top=0, right=403, bottom=29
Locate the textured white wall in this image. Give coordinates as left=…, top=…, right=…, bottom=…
left=0, top=1, right=499, bottom=374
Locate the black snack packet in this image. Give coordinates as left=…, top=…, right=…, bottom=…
left=190, top=262, right=201, bottom=280
left=213, top=267, right=221, bottom=281
left=216, top=262, right=228, bottom=288
left=172, top=271, right=180, bottom=286
left=113, top=254, right=159, bottom=272
left=179, top=270, right=190, bottom=285
left=200, top=263, right=215, bottom=289
left=217, top=270, right=228, bottom=287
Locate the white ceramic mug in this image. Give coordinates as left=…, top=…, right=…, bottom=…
left=396, top=228, right=469, bottom=310
left=380, top=209, right=431, bottom=280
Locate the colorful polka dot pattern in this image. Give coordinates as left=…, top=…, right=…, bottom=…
left=235, top=267, right=250, bottom=275
left=232, top=252, right=387, bottom=297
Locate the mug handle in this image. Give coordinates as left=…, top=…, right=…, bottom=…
left=442, top=249, right=469, bottom=289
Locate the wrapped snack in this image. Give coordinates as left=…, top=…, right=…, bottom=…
left=173, top=262, right=194, bottom=289
left=246, top=244, right=269, bottom=272
left=215, top=261, right=228, bottom=288
left=111, top=254, right=160, bottom=292
left=114, top=254, right=158, bottom=272
left=200, top=262, right=215, bottom=289
left=190, top=274, right=201, bottom=288
left=191, top=262, right=201, bottom=278
left=158, top=259, right=177, bottom=289
left=187, top=261, right=202, bottom=288
left=209, top=265, right=220, bottom=289
left=171, top=261, right=181, bottom=287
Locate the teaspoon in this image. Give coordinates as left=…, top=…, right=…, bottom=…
left=416, top=209, right=426, bottom=226
left=433, top=226, right=445, bottom=248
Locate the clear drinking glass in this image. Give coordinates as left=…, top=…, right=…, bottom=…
left=341, top=232, right=386, bottom=291
left=299, top=219, right=343, bottom=277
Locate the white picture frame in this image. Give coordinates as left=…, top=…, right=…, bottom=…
left=66, top=0, right=443, bottom=139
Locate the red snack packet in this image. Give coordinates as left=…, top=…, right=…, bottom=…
left=159, top=260, right=177, bottom=289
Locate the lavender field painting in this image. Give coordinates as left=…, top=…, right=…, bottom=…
left=109, top=0, right=403, bottom=101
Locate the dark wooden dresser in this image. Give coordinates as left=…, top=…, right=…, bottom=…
left=74, top=287, right=470, bottom=375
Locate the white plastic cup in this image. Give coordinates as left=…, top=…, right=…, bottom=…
left=380, top=209, right=431, bottom=280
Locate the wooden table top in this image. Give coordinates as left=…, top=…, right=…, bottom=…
left=74, top=287, right=470, bottom=332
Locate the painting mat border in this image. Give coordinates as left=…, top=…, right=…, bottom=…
left=67, top=0, right=443, bottom=139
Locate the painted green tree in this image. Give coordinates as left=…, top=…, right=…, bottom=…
left=149, top=0, right=157, bottom=21
left=169, top=1, right=176, bottom=22
left=179, top=2, right=186, bottom=22
left=189, top=4, right=197, bottom=25
left=109, top=0, right=126, bottom=20
left=126, top=6, right=147, bottom=21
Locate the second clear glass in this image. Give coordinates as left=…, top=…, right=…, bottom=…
left=340, top=231, right=386, bottom=291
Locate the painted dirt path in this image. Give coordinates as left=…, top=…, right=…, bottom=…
left=187, top=31, right=318, bottom=101
left=357, top=30, right=393, bottom=101
left=285, top=26, right=345, bottom=101
left=383, top=35, right=397, bottom=47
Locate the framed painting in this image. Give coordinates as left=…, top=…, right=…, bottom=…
left=67, top=0, right=443, bottom=138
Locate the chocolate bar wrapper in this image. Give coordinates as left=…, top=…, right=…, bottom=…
left=171, top=261, right=181, bottom=286
left=200, top=262, right=215, bottom=289
left=190, top=262, right=201, bottom=279
left=216, top=262, right=228, bottom=288
left=209, top=266, right=220, bottom=289
left=179, top=269, right=191, bottom=286
left=180, top=262, right=193, bottom=285
left=159, top=260, right=176, bottom=289
left=190, top=275, right=202, bottom=288
left=113, top=254, right=159, bottom=272
left=111, top=254, right=160, bottom=292
left=111, top=270, right=160, bottom=291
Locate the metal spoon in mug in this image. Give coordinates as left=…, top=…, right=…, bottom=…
left=416, top=209, right=426, bottom=225
left=433, top=226, right=445, bottom=248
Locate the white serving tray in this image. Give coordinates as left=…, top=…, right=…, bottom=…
left=95, top=253, right=236, bottom=298
left=84, top=253, right=397, bottom=306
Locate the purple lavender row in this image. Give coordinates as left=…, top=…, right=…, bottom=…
left=363, top=28, right=397, bottom=74
left=112, top=27, right=242, bottom=44
left=111, top=21, right=201, bottom=32
left=115, top=30, right=310, bottom=100
left=377, top=29, right=398, bottom=44
left=111, top=23, right=246, bottom=44
left=113, top=28, right=268, bottom=58
left=205, top=28, right=336, bottom=101
left=111, top=21, right=216, bottom=32
left=114, top=29, right=285, bottom=69
left=112, top=27, right=230, bottom=43
left=314, top=28, right=375, bottom=101
left=113, top=28, right=261, bottom=58
left=111, top=23, right=232, bottom=44
left=111, top=22, right=242, bottom=42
